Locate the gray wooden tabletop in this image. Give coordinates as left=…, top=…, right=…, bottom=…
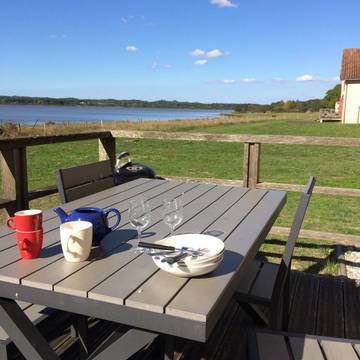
left=0, top=178, right=286, bottom=342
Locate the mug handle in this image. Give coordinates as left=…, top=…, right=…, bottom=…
left=6, top=217, right=16, bottom=230
left=66, top=235, right=76, bottom=253
left=18, top=239, right=30, bottom=251
left=104, top=208, right=121, bottom=230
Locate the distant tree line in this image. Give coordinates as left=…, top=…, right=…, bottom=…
left=0, top=96, right=236, bottom=109
left=234, top=85, right=341, bottom=113
left=0, top=84, right=340, bottom=112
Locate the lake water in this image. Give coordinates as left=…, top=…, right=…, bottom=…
left=0, top=105, right=232, bottom=124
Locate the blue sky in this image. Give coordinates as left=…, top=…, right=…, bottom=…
left=0, top=0, right=359, bottom=103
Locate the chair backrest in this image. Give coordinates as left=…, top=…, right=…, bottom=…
left=270, top=176, right=316, bottom=330
left=55, top=160, right=115, bottom=204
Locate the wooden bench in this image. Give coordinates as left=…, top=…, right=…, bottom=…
left=55, top=160, right=115, bottom=204
left=249, top=330, right=360, bottom=360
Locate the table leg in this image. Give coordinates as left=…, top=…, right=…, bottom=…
left=70, top=314, right=89, bottom=359
left=164, top=334, right=175, bottom=360
left=0, top=297, right=59, bottom=360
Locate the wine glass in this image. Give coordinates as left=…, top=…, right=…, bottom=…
left=129, top=199, right=151, bottom=251
left=163, top=196, right=183, bottom=236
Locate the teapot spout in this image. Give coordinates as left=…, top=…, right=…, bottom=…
left=53, top=207, right=69, bottom=223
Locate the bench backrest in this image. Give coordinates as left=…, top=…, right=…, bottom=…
left=55, top=160, right=115, bottom=204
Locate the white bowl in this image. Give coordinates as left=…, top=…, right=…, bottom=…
left=151, top=233, right=225, bottom=277
left=155, top=234, right=224, bottom=257
left=177, top=251, right=224, bottom=266
left=177, top=254, right=224, bottom=268
left=153, top=255, right=222, bottom=277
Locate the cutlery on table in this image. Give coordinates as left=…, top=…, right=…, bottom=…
left=161, top=252, right=189, bottom=264
left=138, top=241, right=203, bottom=255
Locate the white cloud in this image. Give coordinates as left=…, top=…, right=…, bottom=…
left=272, top=77, right=287, bottom=83
left=210, top=0, right=238, bottom=8
left=164, top=64, right=172, bottom=69
left=121, top=17, right=127, bottom=23
left=296, top=74, right=315, bottom=82
left=206, top=49, right=225, bottom=58
left=221, top=79, right=236, bottom=84
left=195, top=59, right=208, bottom=65
left=296, top=74, right=340, bottom=82
left=126, top=45, right=138, bottom=52
left=190, top=49, right=206, bottom=57
left=242, top=78, right=257, bottom=83
left=150, top=62, right=158, bottom=70
left=49, top=34, right=67, bottom=39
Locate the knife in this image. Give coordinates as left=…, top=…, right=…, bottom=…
left=138, top=241, right=202, bottom=255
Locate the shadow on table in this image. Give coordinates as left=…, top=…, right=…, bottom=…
left=201, top=249, right=244, bottom=278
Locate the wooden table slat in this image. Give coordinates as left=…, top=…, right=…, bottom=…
left=53, top=184, right=230, bottom=298
left=21, top=181, right=199, bottom=290
left=124, top=187, right=246, bottom=313
left=165, top=190, right=285, bottom=322
left=320, top=339, right=359, bottom=360
left=0, top=180, right=186, bottom=285
left=289, top=336, right=324, bottom=360
left=256, top=333, right=290, bottom=360
left=0, top=178, right=162, bottom=253
left=0, top=178, right=151, bottom=240
left=0, top=180, right=287, bottom=345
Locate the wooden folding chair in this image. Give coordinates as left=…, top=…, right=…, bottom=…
left=234, top=176, right=316, bottom=330
left=249, top=329, right=360, bottom=360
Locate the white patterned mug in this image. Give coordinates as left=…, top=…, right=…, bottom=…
left=60, top=221, right=93, bottom=262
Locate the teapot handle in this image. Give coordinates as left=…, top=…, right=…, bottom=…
left=104, top=208, right=121, bottom=230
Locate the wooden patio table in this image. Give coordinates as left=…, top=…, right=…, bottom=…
left=0, top=178, right=286, bottom=359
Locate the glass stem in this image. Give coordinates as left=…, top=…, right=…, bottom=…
left=137, top=227, right=141, bottom=243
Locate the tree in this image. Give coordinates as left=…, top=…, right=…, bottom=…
left=323, top=84, right=341, bottom=108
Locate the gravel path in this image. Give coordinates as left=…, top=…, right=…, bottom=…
left=345, top=248, right=360, bottom=284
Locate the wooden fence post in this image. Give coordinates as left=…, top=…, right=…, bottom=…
left=0, top=147, right=29, bottom=215
left=243, top=142, right=261, bottom=188
left=98, top=136, right=116, bottom=168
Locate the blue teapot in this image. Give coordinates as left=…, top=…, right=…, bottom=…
left=54, top=207, right=121, bottom=246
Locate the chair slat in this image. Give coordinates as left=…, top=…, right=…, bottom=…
left=236, top=260, right=262, bottom=294
left=320, top=339, right=359, bottom=360
left=60, top=160, right=113, bottom=188
left=289, top=336, right=324, bottom=360
left=256, top=333, right=290, bottom=360
left=65, top=177, right=115, bottom=203
left=250, top=262, right=279, bottom=301
left=55, top=160, right=115, bottom=203
left=353, top=343, right=360, bottom=357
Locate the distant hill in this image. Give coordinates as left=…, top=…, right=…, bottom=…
left=0, top=85, right=340, bottom=112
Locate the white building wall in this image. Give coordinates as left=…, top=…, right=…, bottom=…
left=343, top=81, right=360, bottom=124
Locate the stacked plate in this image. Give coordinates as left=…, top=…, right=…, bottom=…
left=152, top=233, right=225, bottom=277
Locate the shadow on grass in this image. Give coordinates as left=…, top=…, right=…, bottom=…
left=264, top=238, right=334, bottom=250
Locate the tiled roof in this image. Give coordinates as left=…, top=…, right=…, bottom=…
left=340, top=48, right=360, bottom=80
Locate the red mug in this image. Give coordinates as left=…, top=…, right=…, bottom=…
left=6, top=209, right=43, bottom=232
left=16, top=229, right=43, bottom=259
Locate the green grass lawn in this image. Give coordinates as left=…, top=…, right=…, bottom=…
left=260, top=236, right=339, bottom=276
left=2, top=115, right=359, bottom=276
left=14, top=137, right=358, bottom=238
left=183, top=118, right=360, bottom=138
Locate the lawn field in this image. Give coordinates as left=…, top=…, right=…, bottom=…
left=2, top=113, right=359, bottom=276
